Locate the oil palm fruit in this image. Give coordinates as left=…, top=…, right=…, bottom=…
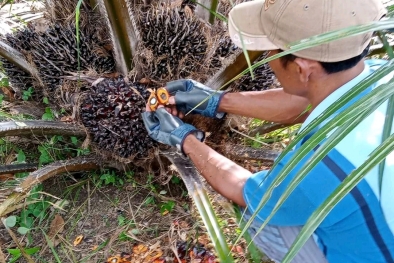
left=234, top=52, right=276, bottom=92
left=2, top=24, right=115, bottom=92
left=210, top=36, right=238, bottom=69
left=80, top=77, right=157, bottom=159
left=137, top=5, right=209, bottom=82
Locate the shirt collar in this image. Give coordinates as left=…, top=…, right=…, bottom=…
left=299, top=60, right=387, bottom=133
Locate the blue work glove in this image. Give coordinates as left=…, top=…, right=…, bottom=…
left=166, top=79, right=226, bottom=119
left=142, top=107, right=205, bottom=155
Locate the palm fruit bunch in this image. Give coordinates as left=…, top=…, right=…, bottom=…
left=234, top=52, right=276, bottom=91
left=137, top=5, right=209, bottom=82
left=80, top=77, right=157, bottom=159
left=1, top=28, right=36, bottom=91
left=209, top=36, right=239, bottom=69
left=1, top=24, right=115, bottom=92
left=181, top=0, right=197, bottom=10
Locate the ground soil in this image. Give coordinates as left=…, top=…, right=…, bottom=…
left=1, top=161, right=274, bottom=263
left=0, top=112, right=284, bottom=263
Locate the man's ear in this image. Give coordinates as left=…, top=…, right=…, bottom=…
left=293, top=58, right=314, bottom=83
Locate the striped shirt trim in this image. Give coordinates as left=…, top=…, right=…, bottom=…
left=322, top=152, right=394, bottom=263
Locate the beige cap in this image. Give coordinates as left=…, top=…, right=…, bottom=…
left=228, top=0, right=387, bottom=62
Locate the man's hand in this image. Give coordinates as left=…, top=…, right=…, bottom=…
left=166, top=79, right=226, bottom=119
left=141, top=107, right=205, bottom=154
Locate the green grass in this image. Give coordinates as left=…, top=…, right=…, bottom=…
left=245, top=119, right=300, bottom=149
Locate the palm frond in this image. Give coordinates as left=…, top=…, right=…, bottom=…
left=282, top=133, right=394, bottom=263
left=163, top=149, right=234, bottom=262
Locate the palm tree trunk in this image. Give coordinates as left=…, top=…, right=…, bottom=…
left=195, top=0, right=219, bottom=24
left=95, top=0, right=140, bottom=76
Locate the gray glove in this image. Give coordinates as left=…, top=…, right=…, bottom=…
left=142, top=108, right=205, bottom=155
left=166, top=79, right=226, bottom=119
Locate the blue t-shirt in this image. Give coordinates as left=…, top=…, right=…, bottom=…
left=244, top=59, right=394, bottom=263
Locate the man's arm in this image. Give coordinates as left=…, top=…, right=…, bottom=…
left=219, top=89, right=310, bottom=124
left=166, top=80, right=310, bottom=123
left=183, top=135, right=251, bottom=207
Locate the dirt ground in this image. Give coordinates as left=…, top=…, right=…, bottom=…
left=0, top=115, right=282, bottom=263
left=1, top=164, right=273, bottom=263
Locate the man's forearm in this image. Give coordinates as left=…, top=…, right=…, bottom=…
left=183, top=135, right=251, bottom=207
left=219, top=89, right=310, bottom=124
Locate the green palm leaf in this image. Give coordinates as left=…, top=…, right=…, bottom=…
left=192, top=187, right=234, bottom=262
left=250, top=77, right=394, bottom=246
left=377, top=32, right=394, bottom=194
left=282, top=133, right=394, bottom=263
left=164, top=150, right=234, bottom=262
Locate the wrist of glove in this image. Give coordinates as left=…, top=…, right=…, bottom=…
left=166, top=79, right=226, bottom=119
left=142, top=108, right=205, bottom=155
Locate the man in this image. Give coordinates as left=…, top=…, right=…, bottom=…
left=142, top=0, right=394, bottom=262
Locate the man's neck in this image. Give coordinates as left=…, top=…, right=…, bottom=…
left=307, top=60, right=365, bottom=109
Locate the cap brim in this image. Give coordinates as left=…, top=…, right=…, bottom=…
left=228, top=1, right=278, bottom=51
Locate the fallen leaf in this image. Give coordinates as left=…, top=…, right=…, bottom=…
left=1, top=87, right=14, bottom=101
left=107, top=253, right=133, bottom=263
left=91, top=245, right=98, bottom=251
left=48, top=214, right=65, bottom=238
left=161, top=210, right=169, bottom=216
left=231, top=245, right=244, bottom=256
left=133, top=244, right=148, bottom=255
left=179, top=221, right=189, bottom=229
left=0, top=174, right=14, bottom=182
left=46, top=214, right=65, bottom=247
left=197, top=235, right=210, bottom=246
left=60, top=116, right=73, bottom=122
left=73, top=235, right=84, bottom=246
left=4, top=151, right=15, bottom=164
left=145, top=250, right=163, bottom=261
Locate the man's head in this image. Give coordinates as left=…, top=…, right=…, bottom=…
left=228, top=0, right=387, bottom=100
left=228, top=0, right=386, bottom=62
